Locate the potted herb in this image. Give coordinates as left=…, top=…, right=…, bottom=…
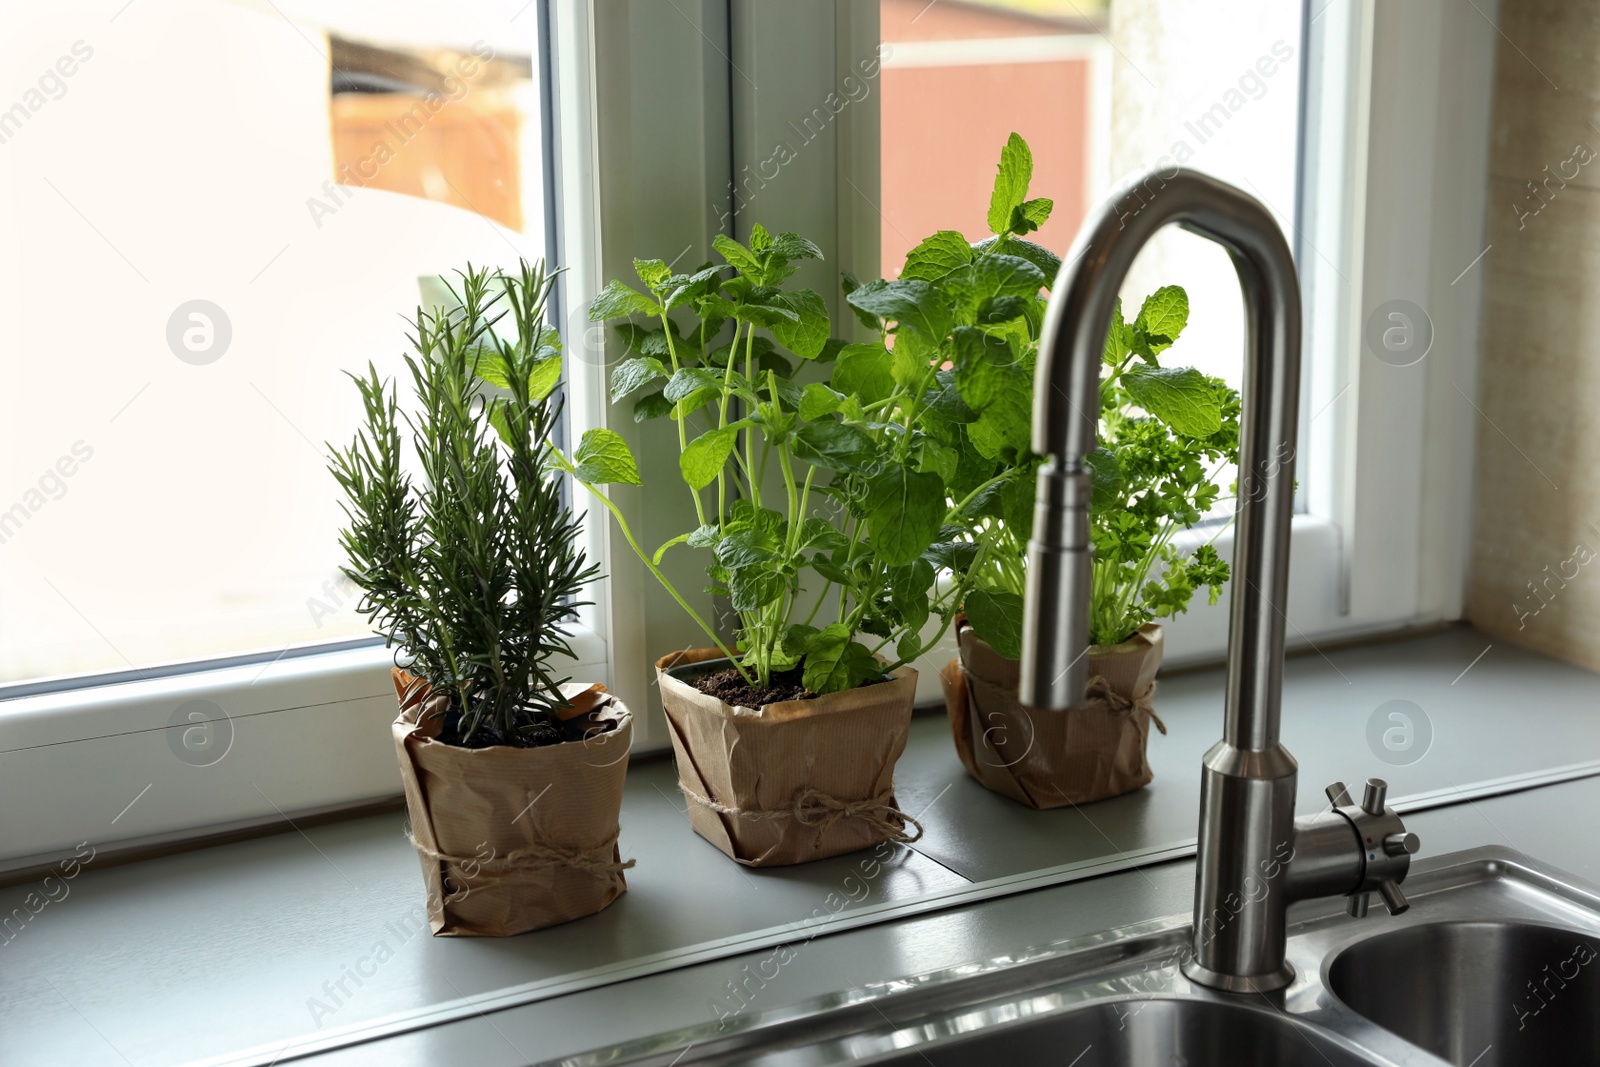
left=563, top=228, right=981, bottom=866
left=332, top=261, right=634, bottom=935
left=850, top=133, right=1241, bottom=808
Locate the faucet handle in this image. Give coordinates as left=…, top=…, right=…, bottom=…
left=1377, top=878, right=1409, bottom=914
left=1361, top=778, right=1388, bottom=816
left=1325, top=781, right=1354, bottom=808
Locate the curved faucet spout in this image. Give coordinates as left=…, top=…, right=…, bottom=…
left=1020, top=168, right=1301, bottom=755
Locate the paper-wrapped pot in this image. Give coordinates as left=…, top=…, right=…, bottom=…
left=391, top=668, right=633, bottom=936
left=941, top=618, right=1166, bottom=809
left=655, top=648, right=921, bottom=867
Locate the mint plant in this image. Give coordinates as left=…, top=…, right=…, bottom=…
left=561, top=227, right=985, bottom=696
left=850, top=133, right=1242, bottom=658
left=332, top=261, right=598, bottom=746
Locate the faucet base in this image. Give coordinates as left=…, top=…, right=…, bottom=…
left=1180, top=956, right=1295, bottom=994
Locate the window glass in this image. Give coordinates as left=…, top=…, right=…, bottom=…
left=0, top=1, right=550, bottom=685
left=880, top=0, right=1304, bottom=511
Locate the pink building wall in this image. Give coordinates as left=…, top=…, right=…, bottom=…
left=879, top=0, right=1094, bottom=276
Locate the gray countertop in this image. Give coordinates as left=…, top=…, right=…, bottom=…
left=4, top=625, right=1598, bottom=1067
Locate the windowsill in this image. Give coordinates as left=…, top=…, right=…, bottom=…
left=5, top=624, right=1598, bottom=1065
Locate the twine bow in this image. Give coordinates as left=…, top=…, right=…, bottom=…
left=407, top=829, right=635, bottom=884
left=680, top=785, right=924, bottom=849
left=1085, top=675, right=1167, bottom=735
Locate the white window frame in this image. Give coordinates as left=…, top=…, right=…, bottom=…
left=0, top=0, right=1496, bottom=876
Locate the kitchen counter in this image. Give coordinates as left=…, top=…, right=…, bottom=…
left=5, top=624, right=1599, bottom=1066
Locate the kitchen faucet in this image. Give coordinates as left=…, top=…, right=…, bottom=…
left=1019, top=169, right=1420, bottom=992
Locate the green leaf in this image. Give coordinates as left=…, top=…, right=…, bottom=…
left=890, top=331, right=935, bottom=390
left=1133, top=285, right=1189, bottom=355
left=589, top=279, right=658, bottom=321
left=679, top=425, right=738, bottom=490
left=572, top=428, right=641, bottom=485
left=845, top=279, right=951, bottom=343
left=998, top=465, right=1037, bottom=540
left=889, top=558, right=935, bottom=634
left=797, top=517, right=848, bottom=551
left=1102, top=298, right=1131, bottom=364
left=830, top=343, right=897, bottom=405
left=973, top=236, right=1061, bottom=287
left=916, top=438, right=960, bottom=484
left=528, top=356, right=562, bottom=401
left=713, top=233, right=763, bottom=278
left=947, top=254, right=1046, bottom=316
left=470, top=345, right=512, bottom=389
left=896, top=633, right=922, bottom=664
left=793, top=421, right=875, bottom=472
left=633, top=391, right=672, bottom=421
left=729, top=566, right=786, bottom=614
left=634, top=258, right=671, bottom=289
left=987, top=132, right=1033, bottom=236
left=964, top=588, right=1025, bottom=660
left=688, top=524, right=721, bottom=548
left=1122, top=364, right=1222, bottom=437
left=1084, top=447, right=1124, bottom=512
left=865, top=467, right=945, bottom=567
left=771, top=232, right=824, bottom=261
left=951, top=327, right=1020, bottom=409
left=968, top=385, right=1032, bottom=459
left=486, top=402, right=513, bottom=446
left=715, top=526, right=782, bottom=569
left=798, top=382, right=842, bottom=420
left=901, top=230, right=973, bottom=281
left=610, top=356, right=667, bottom=402
left=1015, top=197, right=1053, bottom=232
left=799, top=623, right=879, bottom=694
left=840, top=271, right=881, bottom=331
left=977, top=295, right=1029, bottom=323
left=664, top=367, right=721, bottom=404
left=766, top=288, right=830, bottom=358
left=670, top=386, right=718, bottom=421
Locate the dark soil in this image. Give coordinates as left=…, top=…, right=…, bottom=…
left=431, top=697, right=623, bottom=750
left=692, top=666, right=815, bottom=708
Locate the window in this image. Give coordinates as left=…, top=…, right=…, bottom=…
left=0, top=0, right=612, bottom=873
left=2, top=0, right=1482, bottom=869
left=0, top=1, right=557, bottom=690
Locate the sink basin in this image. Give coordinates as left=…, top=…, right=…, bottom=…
left=1327, top=920, right=1600, bottom=1067
left=556, top=847, right=1600, bottom=1067
left=860, top=996, right=1374, bottom=1066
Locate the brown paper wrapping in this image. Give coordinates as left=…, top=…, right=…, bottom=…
left=390, top=669, right=632, bottom=936
left=655, top=648, right=919, bottom=867
left=941, top=618, right=1167, bottom=809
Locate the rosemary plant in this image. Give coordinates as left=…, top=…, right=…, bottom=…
left=331, top=261, right=599, bottom=747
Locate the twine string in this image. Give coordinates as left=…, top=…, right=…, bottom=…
left=406, top=829, right=635, bottom=882
left=680, top=785, right=924, bottom=848
left=1084, top=675, right=1167, bottom=735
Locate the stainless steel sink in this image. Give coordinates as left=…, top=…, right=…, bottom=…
left=850, top=997, right=1377, bottom=1066
left=551, top=847, right=1600, bottom=1067
left=1327, top=921, right=1600, bottom=1066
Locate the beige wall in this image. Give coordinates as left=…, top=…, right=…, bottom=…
left=1466, top=0, right=1600, bottom=667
